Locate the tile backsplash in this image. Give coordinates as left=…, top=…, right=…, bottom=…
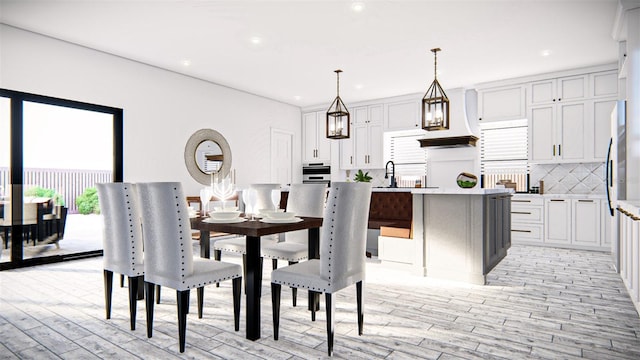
left=529, top=163, right=605, bottom=195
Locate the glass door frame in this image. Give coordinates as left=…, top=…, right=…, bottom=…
left=0, top=88, right=123, bottom=270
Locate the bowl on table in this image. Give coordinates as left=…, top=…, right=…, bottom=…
left=214, top=206, right=239, bottom=212
left=265, top=211, right=296, bottom=220
left=209, top=210, right=241, bottom=220
left=258, top=208, right=284, bottom=217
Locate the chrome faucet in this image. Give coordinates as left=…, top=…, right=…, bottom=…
left=385, top=161, right=397, bottom=188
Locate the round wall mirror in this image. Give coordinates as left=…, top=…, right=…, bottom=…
left=184, top=129, right=232, bottom=185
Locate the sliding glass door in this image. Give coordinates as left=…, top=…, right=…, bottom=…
left=0, top=89, right=122, bottom=269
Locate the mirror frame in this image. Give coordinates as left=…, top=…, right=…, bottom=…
left=184, top=128, right=232, bottom=185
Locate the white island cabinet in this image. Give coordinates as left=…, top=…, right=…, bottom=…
left=411, top=188, right=513, bottom=285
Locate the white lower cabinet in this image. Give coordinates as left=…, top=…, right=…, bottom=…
left=512, top=195, right=608, bottom=250
left=617, top=205, right=640, bottom=313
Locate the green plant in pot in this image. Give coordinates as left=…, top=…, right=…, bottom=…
left=354, top=169, right=372, bottom=182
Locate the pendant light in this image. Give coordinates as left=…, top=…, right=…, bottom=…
left=422, top=48, right=450, bottom=131
left=326, top=69, right=350, bottom=139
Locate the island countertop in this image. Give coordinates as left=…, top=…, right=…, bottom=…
left=372, top=187, right=514, bottom=195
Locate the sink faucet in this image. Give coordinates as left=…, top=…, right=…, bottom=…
left=385, top=161, right=397, bottom=188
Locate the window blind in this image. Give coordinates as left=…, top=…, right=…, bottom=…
left=480, top=119, right=528, bottom=191
left=387, top=133, right=427, bottom=176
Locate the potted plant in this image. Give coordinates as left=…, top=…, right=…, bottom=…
left=354, top=169, right=372, bottom=182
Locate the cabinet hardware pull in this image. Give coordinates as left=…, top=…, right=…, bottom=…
left=350, top=156, right=353, bottom=164
left=558, top=144, right=561, bottom=156
left=578, top=200, right=593, bottom=202
left=512, top=229, right=532, bottom=233
left=512, top=200, right=531, bottom=203
left=550, top=199, right=564, bottom=202
left=512, top=211, right=532, bottom=215
left=553, top=145, right=556, bottom=156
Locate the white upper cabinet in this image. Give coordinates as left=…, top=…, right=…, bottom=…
left=341, top=105, right=384, bottom=169
left=384, top=100, right=420, bottom=131
left=528, top=69, right=616, bottom=164
left=530, top=75, right=587, bottom=105
left=478, top=85, right=526, bottom=122
left=302, top=111, right=331, bottom=163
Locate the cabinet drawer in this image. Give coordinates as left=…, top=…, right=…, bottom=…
left=511, top=197, right=544, bottom=206
left=511, top=206, right=543, bottom=223
left=511, top=224, right=543, bottom=242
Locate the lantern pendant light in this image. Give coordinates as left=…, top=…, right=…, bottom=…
left=422, top=48, right=450, bottom=131
left=326, top=69, right=350, bottom=139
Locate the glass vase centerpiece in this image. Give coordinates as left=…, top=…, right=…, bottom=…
left=211, top=173, right=236, bottom=211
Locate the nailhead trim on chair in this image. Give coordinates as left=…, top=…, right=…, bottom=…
left=124, top=185, right=143, bottom=276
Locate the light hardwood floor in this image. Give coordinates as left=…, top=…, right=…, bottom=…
left=1, top=245, right=639, bottom=359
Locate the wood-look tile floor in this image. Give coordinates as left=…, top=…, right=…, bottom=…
left=1, top=245, right=639, bottom=359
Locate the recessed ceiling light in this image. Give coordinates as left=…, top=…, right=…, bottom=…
left=250, top=36, right=262, bottom=45
left=181, top=59, right=191, bottom=67
left=541, top=49, right=552, bottom=57
left=355, top=84, right=364, bottom=90
left=351, top=1, right=365, bottom=12
left=293, top=95, right=302, bottom=101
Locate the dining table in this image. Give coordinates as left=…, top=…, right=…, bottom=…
left=192, top=215, right=323, bottom=341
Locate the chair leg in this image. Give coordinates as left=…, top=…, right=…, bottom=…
left=326, top=292, right=335, bottom=357
left=127, top=276, right=141, bottom=330
left=288, top=261, right=298, bottom=307
left=271, top=283, right=281, bottom=340
left=356, top=281, right=364, bottom=336
left=144, top=281, right=155, bottom=338
left=103, top=270, right=113, bottom=320
left=214, top=250, right=221, bottom=287
left=272, top=258, right=278, bottom=270
left=177, top=290, right=190, bottom=353
left=311, top=290, right=319, bottom=321
left=155, top=285, right=161, bottom=304
left=197, top=287, right=204, bottom=319
left=232, top=277, right=241, bottom=331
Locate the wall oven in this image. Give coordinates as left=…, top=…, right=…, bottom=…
left=302, top=163, right=331, bottom=185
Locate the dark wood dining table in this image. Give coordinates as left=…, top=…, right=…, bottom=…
left=192, top=216, right=323, bottom=341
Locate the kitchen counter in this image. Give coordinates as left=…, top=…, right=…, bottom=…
left=513, top=193, right=606, bottom=199
left=618, top=200, right=640, bottom=215
left=373, top=187, right=514, bottom=195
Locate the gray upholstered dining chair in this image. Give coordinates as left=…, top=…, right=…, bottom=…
left=213, top=183, right=281, bottom=278
left=271, top=182, right=372, bottom=356
left=135, top=182, right=242, bottom=353
left=96, top=183, right=144, bottom=331
left=261, top=183, right=327, bottom=306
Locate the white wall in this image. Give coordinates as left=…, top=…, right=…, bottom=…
left=0, top=25, right=302, bottom=196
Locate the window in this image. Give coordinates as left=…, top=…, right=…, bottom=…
left=384, top=131, right=427, bottom=187
left=480, top=119, right=528, bottom=192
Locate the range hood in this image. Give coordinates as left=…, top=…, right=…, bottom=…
left=419, top=88, right=480, bottom=148
left=418, top=135, right=478, bottom=147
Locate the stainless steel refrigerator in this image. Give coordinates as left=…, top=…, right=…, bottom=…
left=606, top=100, right=626, bottom=271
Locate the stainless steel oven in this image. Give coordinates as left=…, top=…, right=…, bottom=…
left=302, top=163, right=331, bottom=185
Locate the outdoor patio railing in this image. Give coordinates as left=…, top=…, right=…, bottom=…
left=0, top=167, right=112, bottom=213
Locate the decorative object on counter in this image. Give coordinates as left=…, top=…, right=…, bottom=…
left=456, top=172, right=477, bottom=188
left=496, top=179, right=517, bottom=190
left=539, top=180, right=544, bottom=195
left=529, top=186, right=540, bottom=194
left=326, top=69, right=350, bottom=139
left=354, top=169, right=372, bottom=182
left=422, top=48, right=449, bottom=131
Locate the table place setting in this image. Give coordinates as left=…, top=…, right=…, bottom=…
left=203, top=209, right=247, bottom=223
left=259, top=211, right=302, bottom=224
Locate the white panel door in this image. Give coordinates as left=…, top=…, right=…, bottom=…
left=270, top=128, right=292, bottom=185
left=558, top=102, right=585, bottom=161
left=573, top=199, right=600, bottom=246
left=592, top=99, right=616, bottom=161
left=545, top=199, right=571, bottom=245
left=529, top=105, right=555, bottom=162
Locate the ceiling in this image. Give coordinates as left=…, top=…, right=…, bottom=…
left=0, top=0, right=620, bottom=108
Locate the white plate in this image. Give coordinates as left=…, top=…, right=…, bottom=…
left=203, top=217, right=247, bottom=224
left=260, top=217, right=303, bottom=224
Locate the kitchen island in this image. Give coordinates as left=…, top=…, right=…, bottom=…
left=375, top=187, right=513, bottom=285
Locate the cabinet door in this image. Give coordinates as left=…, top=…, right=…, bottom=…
left=592, top=99, right=616, bottom=161
left=367, top=122, right=384, bottom=169
left=545, top=199, right=571, bottom=244
left=529, top=105, right=556, bottom=162
left=558, top=102, right=585, bottom=161
left=354, top=125, right=368, bottom=168
left=340, top=136, right=355, bottom=169
left=315, top=111, right=331, bottom=161
left=353, top=106, right=368, bottom=125
left=478, top=85, right=526, bottom=122
left=591, top=71, right=618, bottom=98
left=530, top=79, right=556, bottom=105
left=385, top=100, right=419, bottom=131
left=573, top=199, right=600, bottom=246
left=302, top=113, right=318, bottom=162
left=558, top=75, right=587, bottom=102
